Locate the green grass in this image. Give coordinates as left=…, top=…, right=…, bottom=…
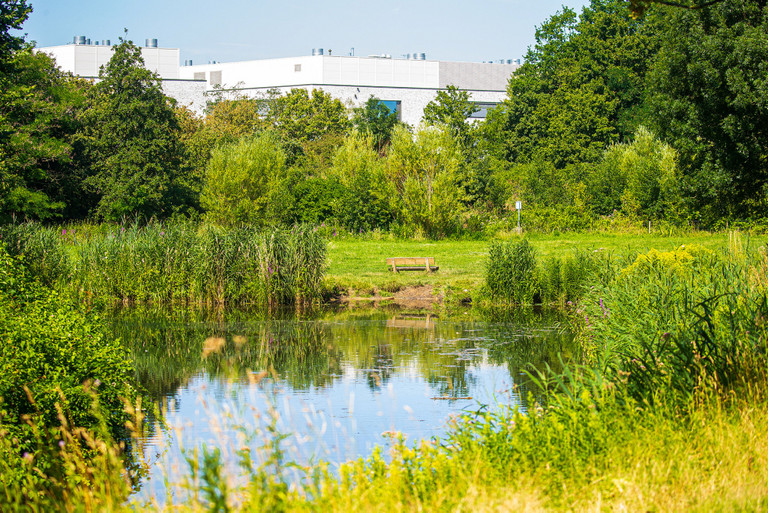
left=325, top=231, right=745, bottom=297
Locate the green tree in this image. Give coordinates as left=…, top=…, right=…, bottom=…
left=422, top=85, right=479, bottom=149
left=587, top=126, right=682, bottom=219
left=386, top=125, right=467, bottom=237
left=0, top=0, right=30, bottom=69
left=201, top=132, right=287, bottom=225
left=646, top=0, right=768, bottom=221
left=0, top=48, right=87, bottom=221
left=352, top=96, right=399, bottom=153
left=179, top=95, right=274, bottom=178
left=329, top=133, right=394, bottom=231
left=627, top=0, right=726, bottom=18
left=267, top=88, right=350, bottom=143
left=77, top=38, right=194, bottom=220
left=483, top=0, right=657, bottom=169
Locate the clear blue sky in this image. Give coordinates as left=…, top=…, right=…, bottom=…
left=18, top=0, right=591, bottom=64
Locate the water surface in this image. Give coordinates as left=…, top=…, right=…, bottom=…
left=112, top=306, right=575, bottom=503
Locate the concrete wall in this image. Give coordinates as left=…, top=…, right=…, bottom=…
left=179, top=55, right=442, bottom=90
left=439, top=61, right=518, bottom=90
left=162, top=79, right=208, bottom=114
left=176, top=56, right=514, bottom=123
left=38, top=45, right=514, bottom=122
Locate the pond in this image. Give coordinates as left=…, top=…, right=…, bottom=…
left=111, top=305, right=576, bottom=505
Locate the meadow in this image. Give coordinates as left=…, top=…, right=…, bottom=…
left=325, top=230, right=742, bottom=298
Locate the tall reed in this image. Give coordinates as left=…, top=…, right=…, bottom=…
left=1, top=221, right=327, bottom=306
left=485, top=238, right=596, bottom=305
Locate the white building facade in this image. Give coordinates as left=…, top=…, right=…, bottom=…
left=38, top=41, right=519, bottom=124
left=179, top=55, right=519, bottom=125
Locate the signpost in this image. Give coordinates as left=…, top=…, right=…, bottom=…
left=515, top=201, right=522, bottom=233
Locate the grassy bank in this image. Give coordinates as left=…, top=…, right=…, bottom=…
left=324, top=231, right=739, bottom=300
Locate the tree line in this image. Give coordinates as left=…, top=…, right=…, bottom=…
left=2, top=0, right=767, bottom=234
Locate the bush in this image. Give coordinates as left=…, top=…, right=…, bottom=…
left=201, top=132, right=287, bottom=225
left=485, top=238, right=540, bottom=304
left=539, top=250, right=598, bottom=304
left=579, top=239, right=768, bottom=407
left=0, top=246, right=138, bottom=499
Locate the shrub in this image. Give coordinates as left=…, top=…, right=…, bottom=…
left=201, top=132, right=287, bottom=225
left=0, top=246, right=138, bottom=499
left=579, top=240, right=768, bottom=407
left=485, top=238, right=540, bottom=304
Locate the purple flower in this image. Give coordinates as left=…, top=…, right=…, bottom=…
left=333, top=229, right=337, bottom=237
left=599, top=298, right=609, bottom=318
left=58, top=440, right=65, bottom=448
left=160, top=231, right=165, bottom=236
left=62, top=229, right=66, bottom=235
left=94, top=379, right=101, bottom=387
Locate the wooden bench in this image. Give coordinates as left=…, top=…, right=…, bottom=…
left=386, top=257, right=439, bottom=273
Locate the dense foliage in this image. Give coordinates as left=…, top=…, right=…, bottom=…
left=646, top=0, right=768, bottom=221
left=0, top=245, right=138, bottom=502
left=2, top=0, right=767, bottom=232
left=77, top=39, right=196, bottom=221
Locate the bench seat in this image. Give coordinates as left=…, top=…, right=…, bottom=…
left=386, top=257, right=439, bottom=273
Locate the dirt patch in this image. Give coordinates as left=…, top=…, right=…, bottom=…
left=393, top=285, right=440, bottom=309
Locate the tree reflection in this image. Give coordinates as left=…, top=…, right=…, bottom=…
left=110, top=304, right=577, bottom=412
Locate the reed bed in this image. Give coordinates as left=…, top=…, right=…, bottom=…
left=0, top=221, right=327, bottom=306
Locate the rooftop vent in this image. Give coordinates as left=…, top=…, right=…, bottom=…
left=312, top=48, right=324, bottom=56
left=145, top=38, right=158, bottom=48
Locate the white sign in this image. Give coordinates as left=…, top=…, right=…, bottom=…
left=515, top=201, right=522, bottom=210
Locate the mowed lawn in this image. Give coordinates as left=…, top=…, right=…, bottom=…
left=325, top=231, right=754, bottom=294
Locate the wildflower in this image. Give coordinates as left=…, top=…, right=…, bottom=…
left=58, top=440, right=65, bottom=448
left=62, top=229, right=67, bottom=235
left=94, top=379, right=101, bottom=387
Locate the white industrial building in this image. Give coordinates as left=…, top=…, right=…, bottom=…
left=38, top=39, right=520, bottom=125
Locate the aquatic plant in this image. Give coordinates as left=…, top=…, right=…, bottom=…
left=0, top=220, right=327, bottom=306
left=485, top=238, right=539, bottom=304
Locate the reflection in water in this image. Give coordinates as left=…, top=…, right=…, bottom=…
left=109, top=305, right=576, bottom=504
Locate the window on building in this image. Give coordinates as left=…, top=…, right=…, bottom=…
left=294, top=64, right=301, bottom=72
left=380, top=100, right=402, bottom=121
left=193, top=72, right=205, bottom=81
left=209, top=71, right=222, bottom=86
left=468, top=102, right=499, bottom=119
